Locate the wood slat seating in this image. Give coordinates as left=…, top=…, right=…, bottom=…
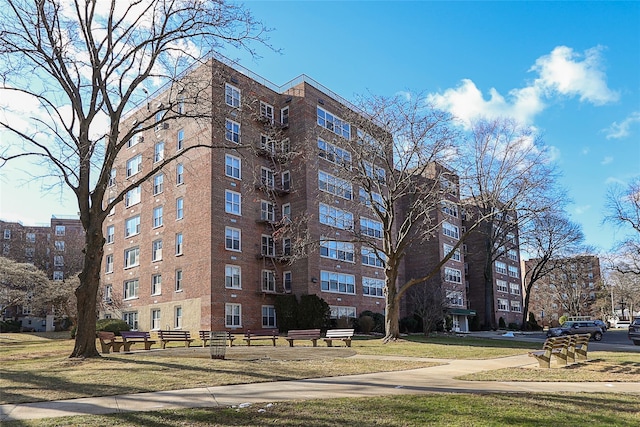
left=574, top=333, right=591, bottom=361
left=528, top=336, right=571, bottom=368
left=323, top=328, right=355, bottom=347
left=199, top=330, right=236, bottom=347
left=120, top=331, right=156, bottom=351
left=243, top=329, right=278, bottom=346
left=286, top=329, right=322, bottom=347
left=158, top=330, right=194, bottom=349
left=97, top=331, right=124, bottom=353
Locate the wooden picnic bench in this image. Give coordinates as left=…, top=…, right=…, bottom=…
left=243, top=329, right=278, bottom=346
left=158, top=330, right=194, bottom=349
left=323, top=328, right=355, bottom=347
left=97, top=331, right=125, bottom=353
left=528, top=336, right=571, bottom=368
left=120, top=331, right=156, bottom=351
left=573, top=333, right=591, bottom=361
left=286, top=329, right=321, bottom=347
left=199, top=330, right=236, bottom=347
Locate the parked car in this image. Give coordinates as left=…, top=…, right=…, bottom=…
left=593, top=319, right=608, bottom=331
left=628, top=317, right=640, bottom=346
left=546, top=321, right=603, bottom=341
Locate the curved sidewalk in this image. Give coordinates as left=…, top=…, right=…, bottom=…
left=2, top=354, right=639, bottom=422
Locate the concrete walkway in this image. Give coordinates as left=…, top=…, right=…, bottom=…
left=2, top=353, right=639, bottom=422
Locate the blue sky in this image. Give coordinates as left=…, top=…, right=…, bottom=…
left=1, top=1, right=639, bottom=254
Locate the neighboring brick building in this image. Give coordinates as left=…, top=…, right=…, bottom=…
left=1, top=216, right=84, bottom=330
left=525, top=255, right=602, bottom=327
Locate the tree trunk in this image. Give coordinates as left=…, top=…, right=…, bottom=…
left=521, top=282, right=533, bottom=330
left=70, top=220, right=104, bottom=358
left=383, top=263, right=401, bottom=342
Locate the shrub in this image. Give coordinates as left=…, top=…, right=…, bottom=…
left=399, top=315, right=420, bottom=333
left=275, top=294, right=299, bottom=332
left=358, top=315, right=375, bottom=334
left=559, top=315, right=568, bottom=325
left=0, top=320, right=21, bottom=333
left=469, top=315, right=481, bottom=331
left=360, top=310, right=385, bottom=333
left=508, top=322, right=519, bottom=330
left=298, top=294, right=331, bottom=330
left=96, top=318, right=130, bottom=334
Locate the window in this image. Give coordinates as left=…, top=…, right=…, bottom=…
left=262, top=305, right=276, bottom=328
left=175, top=233, right=183, bottom=255
left=442, top=201, right=458, bottom=218
left=106, top=225, right=114, bottom=244
left=125, top=215, right=141, bottom=237
left=25, top=247, right=35, bottom=258
left=282, top=170, right=291, bottom=191
left=177, top=129, right=184, bottom=151
left=318, top=170, right=352, bottom=200
left=175, top=306, right=183, bottom=329
left=55, top=225, right=65, bottom=236
left=126, top=154, right=142, bottom=177
left=176, top=163, right=184, bottom=185
left=225, top=265, right=241, bottom=289
left=318, top=138, right=351, bottom=166
left=151, top=274, right=162, bottom=295
left=261, top=235, right=275, bottom=257
left=283, top=238, right=291, bottom=256
left=108, top=197, right=115, bottom=216
left=3, top=229, right=10, bottom=239
left=283, top=271, right=292, bottom=292
left=53, top=271, right=64, bottom=281
left=330, top=306, right=356, bottom=320
left=497, top=298, right=509, bottom=311
left=507, top=249, right=518, bottom=261
left=506, top=233, right=516, bottom=244
left=443, top=244, right=461, bottom=262
left=363, top=277, right=384, bottom=297
left=225, top=83, right=240, bottom=107
left=361, top=246, right=385, bottom=268
left=124, top=247, right=140, bottom=268
left=260, top=134, right=276, bottom=153
left=105, top=254, right=114, bottom=273
left=54, top=255, right=64, bottom=267
left=320, top=239, right=355, bottom=262
left=175, top=269, right=183, bottom=291
left=360, top=217, right=383, bottom=239
left=260, top=101, right=274, bottom=122
left=123, top=312, right=138, bottom=330
left=260, top=200, right=274, bottom=222
left=177, top=96, right=185, bottom=114
left=225, top=154, right=241, bottom=179
left=225, top=119, right=241, bottom=143
left=319, top=203, right=354, bottom=230
left=154, top=110, right=166, bottom=131
left=104, top=284, right=113, bottom=302
left=153, top=173, right=164, bottom=195
left=153, top=206, right=164, bottom=228
left=54, top=240, right=65, bottom=251
left=447, top=291, right=464, bottom=306
left=108, top=168, right=116, bottom=187
left=495, top=261, right=507, bottom=275
left=225, top=303, right=241, bottom=327
left=151, top=309, right=161, bottom=330
left=511, top=300, right=522, bottom=312
left=225, top=190, right=242, bottom=215
left=359, top=188, right=384, bottom=211
left=262, top=270, right=276, bottom=292
left=124, top=279, right=139, bottom=299
left=508, top=265, right=519, bottom=278
left=125, top=186, right=141, bottom=207
left=154, top=141, right=165, bottom=163
left=261, top=167, right=274, bottom=188
left=362, top=161, right=386, bottom=182
left=510, top=282, right=521, bottom=295
left=317, top=106, right=350, bottom=139
left=320, top=271, right=355, bottom=294
left=442, top=222, right=459, bottom=239
left=225, top=227, right=241, bottom=251
left=152, top=239, right=163, bottom=261
left=281, top=106, right=289, bottom=126
left=496, top=279, right=508, bottom=293
left=176, top=197, right=184, bottom=220
left=282, top=203, right=291, bottom=221
left=444, top=267, right=462, bottom=283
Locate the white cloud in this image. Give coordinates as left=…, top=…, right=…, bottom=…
left=601, top=156, right=613, bottom=165
left=427, top=46, right=618, bottom=128
left=546, top=146, right=562, bottom=163
left=604, top=111, right=640, bottom=139
left=581, top=147, right=590, bottom=155
left=574, top=205, right=592, bottom=215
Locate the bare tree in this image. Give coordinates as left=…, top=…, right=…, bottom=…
left=405, top=280, right=448, bottom=335
left=607, top=270, right=640, bottom=320
left=0, top=256, right=51, bottom=314
left=457, top=118, right=559, bottom=330
left=606, top=178, right=640, bottom=275
left=0, top=0, right=270, bottom=357
left=521, top=212, right=584, bottom=329
left=545, top=257, right=603, bottom=318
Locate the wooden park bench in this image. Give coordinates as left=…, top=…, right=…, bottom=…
left=158, top=330, right=194, bottom=349
left=528, top=336, right=571, bottom=368
left=243, top=329, right=278, bottom=346
left=323, top=328, right=355, bottom=347
left=573, top=333, right=591, bottom=361
left=120, top=331, right=156, bottom=351
left=199, top=330, right=236, bottom=347
left=97, top=331, right=124, bottom=353
left=286, top=329, right=321, bottom=347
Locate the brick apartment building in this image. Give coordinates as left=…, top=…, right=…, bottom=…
left=1, top=216, right=84, bottom=331
left=525, top=255, right=602, bottom=328
left=100, top=56, right=523, bottom=334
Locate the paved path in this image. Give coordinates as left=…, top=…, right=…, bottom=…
left=2, top=353, right=639, bottom=422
